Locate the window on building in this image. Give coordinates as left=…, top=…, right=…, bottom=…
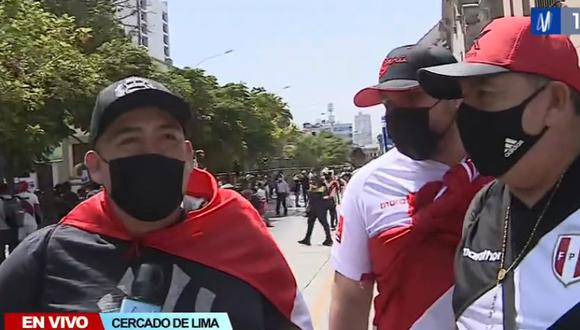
left=141, top=23, right=148, bottom=34
left=140, top=11, right=147, bottom=22
left=163, top=34, right=169, bottom=45
left=162, top=11, right=168, bottom=22
left=140, top=36, right=149, bottom=47
left=163, top=23, right=169, bottom=33
left=535, top=0, right=554, bottom=7
left=164, top=46, right=170, bottom=57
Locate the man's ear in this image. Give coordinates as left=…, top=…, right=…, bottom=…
left=545, top=81, right=571, bottom=127
left=184, top=140, right=194, bottom=171
left=85, top=151, right=105, bottom=184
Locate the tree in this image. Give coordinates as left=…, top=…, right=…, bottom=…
left=40, top=0, right=127, bottom=52
left=3, top=0, right=299, bottom=179
left=291, top=132, right=350, bottom=169
left=0, top=0, right=102, bottom=182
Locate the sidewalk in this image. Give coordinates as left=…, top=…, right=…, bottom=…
left=268, top=209, right=334, bottom=330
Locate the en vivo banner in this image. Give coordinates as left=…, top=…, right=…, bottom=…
left=4, top=313, right=233, bottom=330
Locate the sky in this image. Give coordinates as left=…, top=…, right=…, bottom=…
left=167, top=0, right=441, bottom=138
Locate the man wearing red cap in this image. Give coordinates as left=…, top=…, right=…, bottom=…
left=419, top=16, right=580, bottom=329
left=330, top=44, right=490, bottom=330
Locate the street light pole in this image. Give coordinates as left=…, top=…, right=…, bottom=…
left=194, top=49, right=234, bottom=68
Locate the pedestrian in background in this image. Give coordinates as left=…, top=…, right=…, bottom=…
left=14, top=181, right=39, bottom=240
left=275, top=175, right=289, bottom=217
left=322, top=169, right=339, bottom=230
left=292, top=175, right=301, bottom=207
left=300, top=170, right=310, bottom=206
left=298, top=176, right=332, bottom=247
left=0, top=184, right=20, bottom=265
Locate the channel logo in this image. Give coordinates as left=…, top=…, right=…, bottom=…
left=531, top=7, right=580, bottom=35
left=531, top=8, right=562, bottom=34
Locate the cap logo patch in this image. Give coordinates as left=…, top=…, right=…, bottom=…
left=114, top=77, right=155, bottom=97
left=379, top=56, right=407, bottom=78
left=467, top=29, right=491, bottom=59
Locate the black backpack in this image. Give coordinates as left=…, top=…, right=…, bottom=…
left=1, top=196, right=25, bottom=228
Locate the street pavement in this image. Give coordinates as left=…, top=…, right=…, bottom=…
left=267, top=205, right=335, bottom=330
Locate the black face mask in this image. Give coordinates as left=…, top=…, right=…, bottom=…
left=386, top=101, right=445, bottom=161
left=457, top=85, right=548, bottom=177
left=106, top=154, right=185, bottom=222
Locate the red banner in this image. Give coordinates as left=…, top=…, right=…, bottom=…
left=4, top=313, right=104, bottom=330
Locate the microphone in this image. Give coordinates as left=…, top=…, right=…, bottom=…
left=120, top=263, right=166, bottom=312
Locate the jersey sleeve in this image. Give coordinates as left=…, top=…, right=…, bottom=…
left=331, top=172, right=413, bottom=281
left=331, top=180, right=371, bottom=281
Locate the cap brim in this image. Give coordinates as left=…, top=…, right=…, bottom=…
left=418, top=62, right=510, bottom=99
left=354, top=80, right=420, bottom=107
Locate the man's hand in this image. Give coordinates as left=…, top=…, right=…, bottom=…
left=330, top=272, right=374, bottom=330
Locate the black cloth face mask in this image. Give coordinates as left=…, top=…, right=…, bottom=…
left=104, top=154, right=185, bottom=222
left=457, top=85, right=548, bottom=177
left=386, top=101, right=446, bottom=161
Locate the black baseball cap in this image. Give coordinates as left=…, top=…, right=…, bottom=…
left=89, top=76, right=191, bottom=146
left=354, top=44, right=459, bottom=107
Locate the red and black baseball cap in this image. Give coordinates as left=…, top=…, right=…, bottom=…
left=354, top=44, right=458, bottom=107
left=89, top=76, right=191, bottom=146
left=418, top=16, right=580, bottom=99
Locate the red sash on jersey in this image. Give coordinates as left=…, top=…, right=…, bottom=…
left=61, top=168, right=301, bottom=324
left=369, top=161, right=492, bottom=330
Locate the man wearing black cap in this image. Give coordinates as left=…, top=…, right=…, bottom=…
left=0, top=77, right=312, bottom=330
left=419, top=16, right=580, bottom=329
left=330, top=45, right=490, bottom=330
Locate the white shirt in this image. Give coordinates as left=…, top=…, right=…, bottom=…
left=331, top=148, right=449, bottom=281
left=276, top=181, right=290, bottom=194
left=256, top=189, right=267, bottom=201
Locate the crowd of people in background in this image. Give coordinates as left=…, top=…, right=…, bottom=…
left=224, top=167, right=352, bottom=247
left=0, top=165, right=353, bottom=264
left=0, top=179, right=102, bottom=264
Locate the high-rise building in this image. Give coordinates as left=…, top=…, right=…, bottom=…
left=116, top=0, right=172, bottom=64
left=354, top=112, right=373, bottom=146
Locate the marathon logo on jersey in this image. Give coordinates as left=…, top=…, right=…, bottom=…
left=462, top=248, right=502, bottom=262
left=553, top=235, right=580, bottom=286
left=379, top=197, right=407, bottom=209
left=335, top=214, right=344, bottom=243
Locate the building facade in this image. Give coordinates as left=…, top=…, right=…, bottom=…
left=441, top=0, right=569, bottom=61
left=354, top=112, right=373, bottom=146
left=116, top=0, right=172, bottom=64
left=302, top=122, right=354, bottom=145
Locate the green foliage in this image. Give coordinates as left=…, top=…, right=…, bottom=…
left=0, top=0, right=101, bottom=177
left=290, top=132, right=350, bottom=168
left=0, top=0, right=307, bottom=179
